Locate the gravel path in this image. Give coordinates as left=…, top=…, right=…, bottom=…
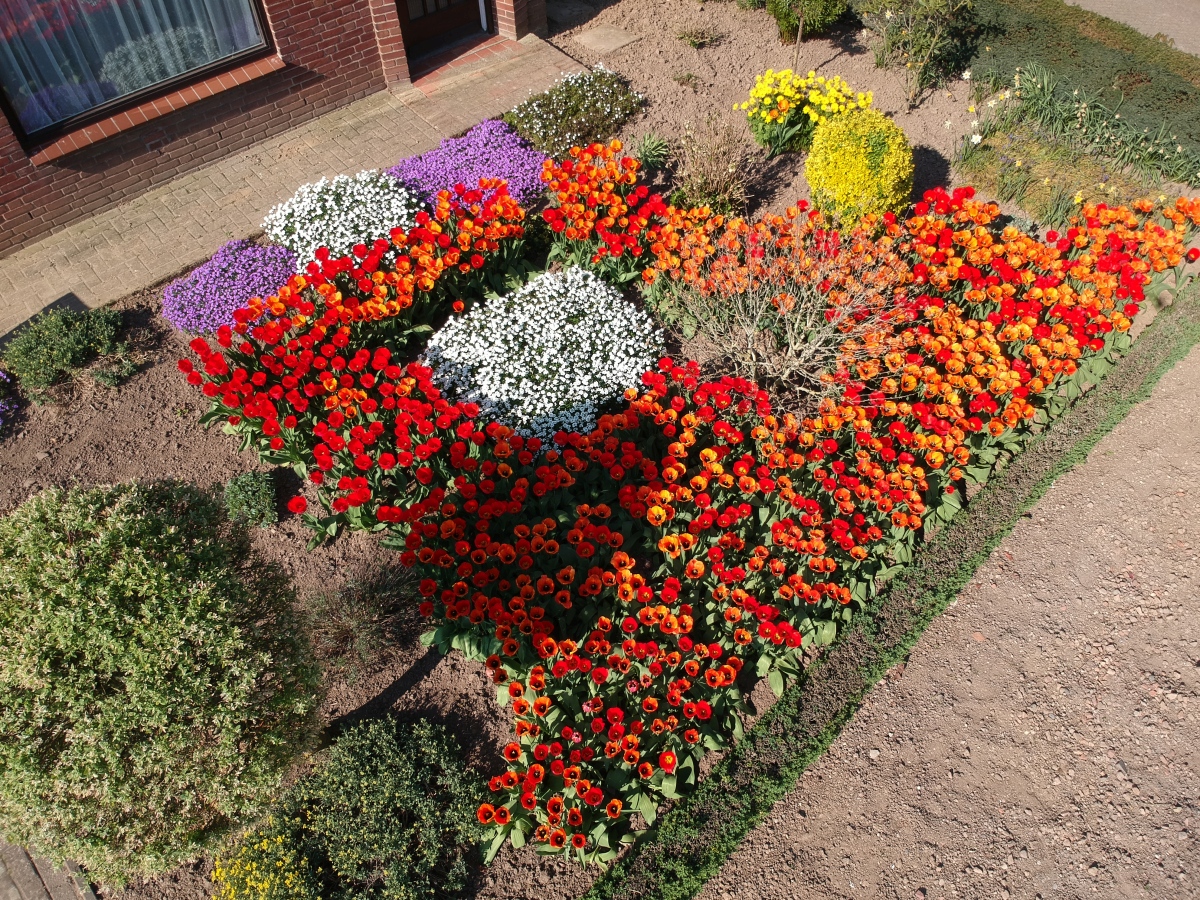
left=699, top=344, right=1200, bottom=900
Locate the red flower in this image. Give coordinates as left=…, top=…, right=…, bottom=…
left=287, top=496, right=307, bottom=514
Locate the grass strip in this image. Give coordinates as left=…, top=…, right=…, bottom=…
left=972, top=0, right=1200, bottom=150
left=584, top=285, right=1200, bottom=900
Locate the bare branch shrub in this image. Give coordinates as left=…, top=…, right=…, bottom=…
left=648, top=216, right=912, bottom=415
left=671, top=120, right=751, bottom=214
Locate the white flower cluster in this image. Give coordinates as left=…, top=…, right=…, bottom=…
left=425, top=267, right=662, bottom=442
left=262, top=170, right=422, bottom=268
left=504, top=65, right=644, bottom=158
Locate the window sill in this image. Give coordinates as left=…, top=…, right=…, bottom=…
left=28, top=54, right=286, bottom=166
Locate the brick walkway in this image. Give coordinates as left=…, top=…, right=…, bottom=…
left=0, top=36, right=581, bottom=337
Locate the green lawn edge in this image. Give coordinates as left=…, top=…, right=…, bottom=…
left=969, top=0, right=1200, bottom=149
left=582, top=286, right=1200, bottom=900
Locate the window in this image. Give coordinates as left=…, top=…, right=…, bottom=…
left=0, top=0, right=269, bottom=142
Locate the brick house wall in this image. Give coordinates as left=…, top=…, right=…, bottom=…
left=0, top=0, right=402, bottom=258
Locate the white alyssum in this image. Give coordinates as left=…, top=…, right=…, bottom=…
left=262, top=170, right=422, bottom=268
left=425, top=267, right=662, bottom=442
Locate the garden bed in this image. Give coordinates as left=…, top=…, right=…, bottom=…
left=545, top=0, right=980, bottom=206
left=0, top=288, right=598, bottom=900
left=2, top=2, right=1199, bottom=898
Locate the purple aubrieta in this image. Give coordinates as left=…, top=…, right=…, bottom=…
left=388, top=120, right=548, bottom=207
left=161, top=240, right=296, bottom=334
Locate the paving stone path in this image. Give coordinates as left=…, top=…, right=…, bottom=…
left=0, top=36, right=581, bottom=337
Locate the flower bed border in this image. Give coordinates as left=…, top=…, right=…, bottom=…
left=582, top=283, right=1200, bottom=900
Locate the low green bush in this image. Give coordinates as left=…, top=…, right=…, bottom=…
left=1, top=307, right=123, bottom=394
left=502, top=66, right=643, bottom=158
left=214, top=718, right=485, bottom=900
left=767, top=0, right=847, bottom=44
left=0, top=482, right=319, bottom=882
left=225, top=471, right=278, bottom=527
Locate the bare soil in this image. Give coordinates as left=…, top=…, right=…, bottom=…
left=698, top=345, right=1200, bottom=900
left=546, top=0, right=980, bottom=209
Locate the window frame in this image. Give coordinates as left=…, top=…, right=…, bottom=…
left=0, top=0, right=276, bottom=151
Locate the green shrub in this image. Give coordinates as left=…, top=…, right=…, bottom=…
left=502, top=66, right=643, bottom=158
left=2, top=307, right=123, bottom=394
left=856, top=0, right=976, bottom=107
left=225, top=471, right=278, bottom=527
left=0, top=482, right=319, bottom=882
left=767, top=0, right=847, bottom=44
left=805, top=108, right=914, bottom=224
left=215, top=719, right=484, bottom=900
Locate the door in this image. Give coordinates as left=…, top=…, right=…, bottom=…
left=397, top=0, right=484, bottom=59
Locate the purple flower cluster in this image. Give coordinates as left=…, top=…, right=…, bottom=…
left=387, top=119, right=548, bottom=206
left=162, top=240, right=297, bottom=334
left=0, top=370, right=18, bottom=433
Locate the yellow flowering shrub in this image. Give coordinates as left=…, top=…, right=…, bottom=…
left=214, top=815, right=321, bottom=900
left=805, top=108, right=914, bottom=225
left=739, top=69, right=872, bottom=156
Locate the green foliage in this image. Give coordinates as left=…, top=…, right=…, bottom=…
left=502, top=66, right=644, bottom=158
left=767, top=0, right=847, bottom=43
left=226, top=471, right=279, bottom=527
left=805, top=108, right=914, bottom=224
left=215, top=719, right=485, bottom=900
left=213, top=809, right=322, bottom=900
left=979, top=64, right=1200, bottom=187
left=2, top=307, right=123, bottom=394
left=0, top=482, right=319, bottom=882
left=582, top=282, right=1200, bottom=900
left=633, top=132, right=672, bottom=172
left=856, top=0, right=976, bottom=107
left=972, top=0, right=1200, bottom=151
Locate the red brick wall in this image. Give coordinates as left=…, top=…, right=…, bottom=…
left=495, top=0, right=546, bottom=40
left=0, top=0, right=395, bottom=258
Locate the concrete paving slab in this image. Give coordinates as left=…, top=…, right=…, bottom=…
left=1069, top=0, right=1200, bottom=57
left=574, top=24, right=639, bottom=54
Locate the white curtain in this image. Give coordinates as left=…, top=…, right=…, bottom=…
left=1, top=0, right=265, bottom=136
